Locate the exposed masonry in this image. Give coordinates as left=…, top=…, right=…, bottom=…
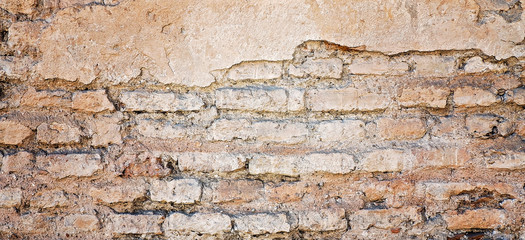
left=0, top=39, right=524, bottom=239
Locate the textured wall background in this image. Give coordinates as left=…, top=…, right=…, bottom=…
left=0, top=0, right=525, bottom=239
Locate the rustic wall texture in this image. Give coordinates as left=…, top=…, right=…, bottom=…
left=1, top=0, right=525, bottom=239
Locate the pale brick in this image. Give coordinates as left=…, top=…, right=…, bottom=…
left=431, top=116, right=467, bottom=139
left=361, top=149, right=413, bottom=172
left=266, top=182, right=309, bottom=203
left=135, top=119, right=189, bottom=139
left=510, top=88, right=525, bottom=106
left=89, top=114, right=122, bottom=146
left=216, top=87, right=304, bottom=112
left=421, top=182, right=475, bottom=201
left=0, top=0, right=35, bottom=15
left=249, top=153, right=355, bottom=176
left=0, top=188, right=22, bottom=207
left=346, top=57, right=409, bottom=75
left=463, top=56, right=506, bottom=73
left=377, top=118, right=426, bottom=140
left=454, top=86, right=499, bottom=107
left=36, top=153, right=102, bottom=179
left=164, top=212, right=232, bottom=234
left=487, top=152, right=525, bottom=170
left=20, top=88, right=71, bottom=109
left=444, top=209, right=505, bottom=230
left=234, top=213, right=290, bottom=234
left=306, top=87, right=391, bottom=112
left=296, top=208, right=346, bottom=231
left=0, top=121, right=32, bottom=145
left=89, top=178, right=147, bottom=203
left=14, top=214, right=53, bottom=234
left=465, top=115, right=500, bottom=138
left=412, top=55, right=456, bottom=77
left=36, top=122, right=82, bottom=145
left=314, top=120, right=365, bottom=142
left=120, top=91, right=204, bottom=112
left=398, top=86, right=450, bottom=108
left=289, top=58, right=343, bottom=78
left=206, top=179, right=263, bottom=203
left=72, top=90, right=114, bottom=112
left=1, top=151, right=33, bottom=173
left=226, top=61, right=282, bottom=81
left=30, top=190, right=68, bottom=209
left=413, top=147, right=470, bottom=169
left=177, top=152, right=246, bottom=172
left=208, top=119, right=308, bottom=144
left=350, top=207, right=421, bottom=230
left=61, top=214, right=98, bottom=233
left=150, top=178, right=201, bottom=203
left=107, top=214, right=163, bottom=234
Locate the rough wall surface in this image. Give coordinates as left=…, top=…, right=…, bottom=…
left=1, top=0, right=525, bottom=239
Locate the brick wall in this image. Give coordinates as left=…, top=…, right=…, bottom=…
left=1, top=1, right=525, bottom=239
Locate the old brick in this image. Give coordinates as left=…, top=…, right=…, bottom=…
left=89, top=178, right=147, bottom=203
left=289, top=58, right=343, bottom=78
left=20, top=88, right=71, bottom=109
left=89, top=114, right=122, bottom=146
left=420, top=182, right=475, bottom=201
left=60, top=214, right=98, bottom=233
left=150, top=178, right=201, bottom=203
left=314, top=119, right=365, bottom=142
left=361, top=149, right=413, bottom=172
left=1, top=151, right=33, bottom=173
left=412, top=55, right=456, bottom=77
left=444, top=209, right=505, bottom=230
left=296, top=208, right=346, bottom=231
left=30, top=190, right=68, bottom=209
left=413, top=147, right=470, bottom=169
left=135, top=119, right=189, bottom=139
left=164, top=212, right=232, bottom=234
left=120, top=91, right=204, bottom=112
left=0, top=188, right=22, bottom=207
left=208, top=119, right=308, bottom=144
left=516, top=120, right=525, bottom=138
left=72, top=90, right=114, bottom=112
left=216, top=87, right=304, bottom=112
left=0, top=121, right=32, bottom=145
left=249, top=153, right=355, bottom=176
left=509, top=88, right=525, bottom=106
left=107, top=214, right=163, bottom=234
left=463, top=56, right=506, bottom=73
left=36, top=122, right=82, bottom=145
left=0, top=0, right=35, bottom=14
left=398, top=86, right=450, bottom=108
left=465, top=115, right=500, bottom=138
left=206, top=179, right=263, bottom=203
left=15, top=213, right=54, bottom=234
left=226, top=61, right=282, bottom=81
left=36, top=153, right=102, bottom=179
left=377, top=118, right=427, bottom=140
left=234, top=213, right=290, bottom=234
left=266, top=182, right=309, bottom=203
left=431, top=116, right=467, bottom=139
left=350, top=207, right=421, bottom=230
left=306, top=87, right=391, bottom=112
left=487, top=152, right=525, bottom=170
left=454, top=86, right=499, bottom=107
left=177, top=152, right=246, bottom=172
left=346, top=57, right=409, bottom=75
left=118, top=151, right=172, bottom=178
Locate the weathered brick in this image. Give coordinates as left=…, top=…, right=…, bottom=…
left=443, top=209, right=505, bottom=230
left=164, top=212, right=232, bottom=234
left=360, top=149, right=413, bottom=173
left=486, top=152, right=525, bottom=170
left=465, top=115, right=500, bottom=138
left=177, top=152, right=246, bottom=172
left=0, top=120, right=32, bottom=145
left=346, top=57, right=409, bottom=75
left=234, top=213, right=290, bottom=234
left=150, top=178, right=202, bottom=203
left=454, top=86, right=499, bottom=107
left=1, top=151, right=33, bottom=173
left=135, top=119, right=189, bottom=139
left=289, top=58, right=343, bottom=78
left=208, top=119, right=308, bottom=144
left=216, top=87, right=304, bottom=112
left=89, top=114, right=122, bottom=146
left=376, top=118, right=426, bottom=140
left=398, top=86, right=450, bottom=108
left=412, top=55, right=456, bottom=77
left=60, top=214, right=98, bottom=233
left=412, top=147, right=470, bottom=169
left=72, top=90, right=114, bottom=112
left=420, top=182, right=475, bottom=201
left=463, top=56, right=506, bottom=73
left=0, top=188, right=22, bottom=207
left=509, top=88, right=525, bottom=106
left=120, top=91, right=204, bottom=112
left=107, top=214, right=163, bottom=235
left=0, top=0, right=35, bottom=15
left=349, top=207, right=421, bottom=230
left=30, top=189, right=68, bottom=209
left=14, top=213, right=54, bottom=234
left=36, top=122, right=82, bottom=145
left=431, top=116, right=467, bottom=139
left=249, top=153, right=355, bottom=176
left=296, top=208, right=346, bottom=231
left=118, top=151, right=172, bottom=178
left=20, top=87, right=71, bottom=109
left=306, top=87, right=391, bottom=112
left=266, top=182, right=308, bottom=203
left=89, top=178, right=147, bottom=203
left=205, top=179, right=263, bottom=203
left=36, top=153, right=102, bottom=179
left=314, top=120, right=365, bottom=142
left=226, top=61, right=282, bottom=81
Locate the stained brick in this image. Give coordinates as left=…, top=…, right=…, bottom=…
left=36, top=122, right=82, bottom=145
left=376, top=118, right=427, bottom=140
left=1, top=151, right=33, bottom=173
left=0, top=188, right=22, bottom=207
left=288, top=58, right=343, bottom=78
left=177, top=152, right=246, bottom=172
left=205, top=179, right=263, bottom=203
left=150, top=178, right=202, bottom=203
left=234, top=213, right=290, bottom=234
left=72, top=90, right=114, bottom=113
left=454, top=86, right=499, bottom=107
left=20, top=87, right=71, bottom=109
left=60, top=214, right=98, bottom=233
left=89, top=178, right=147, bottom=203
left=119, top=91, right=204, bottom=112
left=349, top=207, right=421, bottom=230
left=443, top=209, right=505, bottom=230
left=164, top=212, right=232, bottom=234
left=398, top=86, right=449, bottom=108
left=306, top=87, right=391, bottom=112
left=360, top=149, right=413, bottom=173
left=36, top=153, right=102, bottom=179
left=0, top=121, right=32, bottom=145
left=216, top=87, right=304, bottom=112
left=266, top=182, right=309, bottom=203
left=208, top=119, right=308, bottom=144
left=420, top=182, right=475, bottom=201
left=107, top=214, right=163, bottom=235
left=314, top=120, right=365, bottom=142
left=226, top=61, right=282, bottom=81
left=296, top=208, right=347, bottom=231
left=249, top=153, right=355, bottom=176
left=30, top=190, right=68, bottom=208
left=486, top=152, right=525, bottom=170
left=88, top=114, right=122, bottom=146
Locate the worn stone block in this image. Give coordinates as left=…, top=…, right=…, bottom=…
left=150, top=178, right=201, bottom=203
left=0, top=121, right=32, bottom=145
left=296, top=208, right=346, bottom=231
left=2, top=151, right=33, bottom=173
left=208, top=119, right=308, bottom=144
left=205, top=179, right=263, bottom=203
left=36, top=122, right=82, bottom=145
left=164, top=212, right=232, bottom=234
left=107, top=214, right=163, bottom=234
left=314, top=120, right=365, bottom=142
left=89, top=178, right=147, bottom=203
left=249, top=153, right=355, bottom=176
left=0, top=188, right=22, bottom=208
left=60, top=214, right=98, bottom=233
left=234, top=213, right=290, bottom=234
left=177, top=152, right=246, bottom=172
left=72, top=90, right=114, bottom=112
left=454, top=87, right=499, bottom=107
left=398, top=86, right=449, bottom=108
left=120, top=91, right=204, bottom=112
left=444, top=209, right=505, bottom=230
left=30, top=190, right=68, bottom=209
left=361, top=149, right=413, bottom=172
left=36, top=153, right=102, bottom=179
left=376, top=118, right=427, bottom=140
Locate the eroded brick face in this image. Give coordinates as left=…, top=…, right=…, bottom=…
left=1, top=16, right=524, bottom=239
